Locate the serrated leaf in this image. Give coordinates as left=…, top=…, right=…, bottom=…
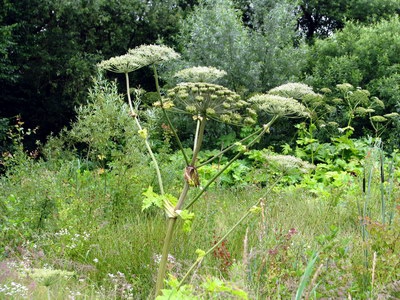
left=142, top=186, right=163, bottom=211
left=165, top=194, right=178, bottom=207
left=176, top=209, right=195, bottom=232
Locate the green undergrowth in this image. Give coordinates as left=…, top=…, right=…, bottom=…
left=1, top=76, right=399, bottom=299
left=1, top=152, right=399, bottom=299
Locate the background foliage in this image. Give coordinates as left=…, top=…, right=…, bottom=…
left=0, top=0, right=190, bottom=145
left=0, top=2, right=400, bottom=293
left=1, top=0, right=399, bottom=151
left=303, top=16, right=400, bottom=149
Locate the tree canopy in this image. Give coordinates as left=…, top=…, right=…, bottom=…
left=0, top=0, right=399, bottom=148
left=0, top=0, right=187, bottom=143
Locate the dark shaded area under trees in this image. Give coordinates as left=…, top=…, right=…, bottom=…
left=0, top=0, right=192, bottom=148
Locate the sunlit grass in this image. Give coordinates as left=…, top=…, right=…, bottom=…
left=1, top=161, right=399, bottom=299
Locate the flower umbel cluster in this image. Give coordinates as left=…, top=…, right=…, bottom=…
left=268, top=82, right=318, bottom=100
left=264, top=154, right=315, bottom=174
left=161, top=82, right=256, bottom=125
left=97, top=53, right=144, bottom=74
left=248, top=94, right=310, bottom=119
left=173, top=66, right=227, bottom=83
left=128, top=44, right=180, bottom=66
left=98, top=44, right=180, bottom=74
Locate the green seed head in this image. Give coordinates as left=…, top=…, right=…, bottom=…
left=244, top=117, right=256, bottom=125
left=164, top=82, right=254, bottom=125
left=195, top=96, right=204, bottom=102
left=186, top=105, right=197, bottom=113
left=206, top=108, right=216, bottom=116
left=370, top=115, right=387, bottom=123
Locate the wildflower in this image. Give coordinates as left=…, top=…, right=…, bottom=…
left=97, top=54, right=143, bottom=73
left=0, top=282, right=28, bottom=298
left=153, top=254, right=162, bottom=264
left=98, top=44, right=180, bottom=74
left=165, top=82, right=255, bottom=125
left=370, top=115, right=387, bottom=122
left=153, top=253, right=176, bottom=265
left=93, top=258, right=99, bottom=263
left=384, top=112, right=399, bottom=119
left=268, top=82, right=317, bottom=100
left=336, top=83, right=354, bottom=92
left=372, top=97, right=385, bottom=109
left=264, top=154, right=315, bottom=174
left=128, top=44, right=180, bottom=67
left=173, top=66, right=227, bottom=83
left=138, top=128, right=148, bottom=139
left=248, top=94, right=310, bottom=119
left=320, top=87, right=332, bottom=94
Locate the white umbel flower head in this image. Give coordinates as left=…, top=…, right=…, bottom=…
left=98, top=44, right=180, bottom=74
left=173, top=66, right=227, bottom=83
left=248, top=94, right=310, bottom=119
left=265, top=154, right=315, bottom=174
left=97, top=53, right=143, bottom=73
left=268, top=83, right=317, bottom=100
left=128, top=44, right=180, bottom=67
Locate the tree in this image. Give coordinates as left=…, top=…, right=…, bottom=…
left=176, top=0, right=305, bottom=93
left=304, top=16, right=400, bottom=148
left=0, top=0, right=187, bottom=145
left=177, top=0, right=257, bottom=92
left=297, top=0, right=399, bottom=42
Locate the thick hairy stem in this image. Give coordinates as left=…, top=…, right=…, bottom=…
left=152, top=64, right=190, bottom=165
left=125, top=72, right=165, bottom=195
left=125, top=72, right=135, bottom=113
left=154, top=213, right=179, bottom=296
left=154, top=116, right=207, bottom=297
left=191, top=117, right=206, bottom=165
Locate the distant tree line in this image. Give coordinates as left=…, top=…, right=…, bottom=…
left=1, top=0, right=399, bottom=149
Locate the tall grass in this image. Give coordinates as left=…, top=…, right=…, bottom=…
left=1, top=159, right=399, bottom=299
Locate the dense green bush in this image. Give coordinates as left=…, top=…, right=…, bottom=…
left=303, top=16, right=400, bottom=149
left=176, top=0, right=305, bottom=94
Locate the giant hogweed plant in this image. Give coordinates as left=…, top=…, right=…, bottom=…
left=274, top=83, right=399, bottom=165
left=98, top=44, right=309, bottom=297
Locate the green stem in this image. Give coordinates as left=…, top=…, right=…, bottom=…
left=184, top=119, right=276, bottom=210
left=154, top=213, right=180, bottom=297
left=125, top=72, right=165, bottom=195
left=152, top=64, right=190, bottom=166
left=379, top=149, right=385, bottom=224
left=197, top=126, right=264, bottom=168
left=125, top=72, right=135, bottom=113
left=154, top=115, right=207, bottom=297
left=191, top=117, right=206, bottom=165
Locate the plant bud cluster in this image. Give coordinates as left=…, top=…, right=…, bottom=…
left=164, top=82, right=256, bottom=125
left=248, top=94, right=310, bottom=119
